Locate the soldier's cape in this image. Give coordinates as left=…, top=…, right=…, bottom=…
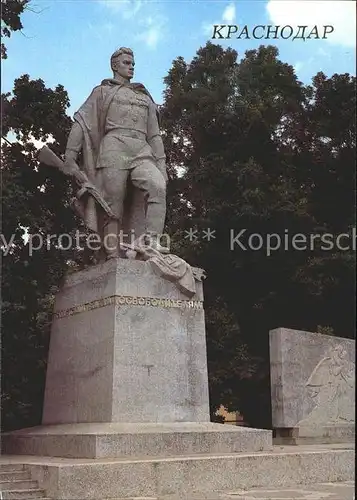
left=73, top=79, right=158, bottom=234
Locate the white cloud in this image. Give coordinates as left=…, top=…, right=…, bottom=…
left=87, top=21, right=115, bottom=40
left=316, top=47, right=332, bottom=60
left=222, top=3, right=236, bottom=23
left=98, top=0, right=143, bottom=19
left=202, top=2, right=236, bottom=35
left=102, top=22, right=115, bottom=34
left=294, top=61, right=304, bottom=73
left=202, top=21, right=215, bottom=36
left=137, top=27, right=160, bottom=49
left=266, top=0, right=356, bottom=48
left=99, top=0, right=165, bottom=49
left=293, top=56, right=314, bottom=75
left=135, top=15, right=167, bottom=50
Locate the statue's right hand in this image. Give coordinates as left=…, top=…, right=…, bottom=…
left=64, top=157, right=89, bottom=186
left=64, top=148, right=78, bottom=163
left=64, top=156, right=79, bottom=173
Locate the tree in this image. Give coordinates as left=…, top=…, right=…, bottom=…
left=1, top=0, right=30, bottom=59
left=283, top=72, right=356, bottom=338
left=1, top=72, right=88, bottom=430
left=161, top=43, right=355, bottom=427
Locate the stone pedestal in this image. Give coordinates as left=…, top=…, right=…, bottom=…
left=2, top=422, right=272, bottom=458
left=42, top=258, right=210, bottom=424
left=2, top=258, right=275, bottom=497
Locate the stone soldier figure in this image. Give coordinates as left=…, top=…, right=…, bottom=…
left=38, top=46, right=204, bottom=294
left=64, top=46, right=168, bottom=258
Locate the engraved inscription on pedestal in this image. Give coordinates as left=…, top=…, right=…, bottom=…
left=54, top=294, right=203, bottom=319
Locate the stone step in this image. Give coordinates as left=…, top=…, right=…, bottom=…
left=2, top=444, right=353, bottom=499
left=0, top=465, right=24, bottom=472
left=0, top=479, right=39, bottom=489
left=2, top=422, right=272, bottom=459
left=0, top=472, right=31, bottom=481
left=108, top=481, right=356, bottom=500
left=0, top=489, right=46, bottom=499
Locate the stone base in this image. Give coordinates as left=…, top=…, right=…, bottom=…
left=1, top=444, right=354, bottom=499
left=2, top=422, right=272, bottom=459
left=42, top=258, right=210, bottom=425
left=274, top=424, right=355, bottom=445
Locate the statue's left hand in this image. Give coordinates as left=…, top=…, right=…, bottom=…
left=82, top=181, right=97, bottom=191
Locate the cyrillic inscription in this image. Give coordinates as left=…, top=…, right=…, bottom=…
left=54, top=295, right=203, bottom=318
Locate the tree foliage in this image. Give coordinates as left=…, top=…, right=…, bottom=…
left=0, top=64, right=88, bottom=430
left=1, top=0, right=30, bottom=59
left=161, top=42, right=356, bottom=427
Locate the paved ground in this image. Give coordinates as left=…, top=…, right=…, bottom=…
left=117, top=481, right=355, bottom=500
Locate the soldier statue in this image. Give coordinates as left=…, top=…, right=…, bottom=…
left=39, top=46, right=205, bottom=294
left=42, top=46, right=168, bottom=259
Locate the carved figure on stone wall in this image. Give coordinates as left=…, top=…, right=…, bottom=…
left=298, top=344, right=355, bottom=426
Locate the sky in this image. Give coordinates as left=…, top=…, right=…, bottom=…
left=2, top=0, right=356, bottom=116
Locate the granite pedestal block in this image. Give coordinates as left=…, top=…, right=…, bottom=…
left=4, top=258, right=272, bottom=460
left=270, top=328, right=355, bottom=444
left=2, top=422, right=272, bottom=458
left=42, top=258, right=210, bottom=425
